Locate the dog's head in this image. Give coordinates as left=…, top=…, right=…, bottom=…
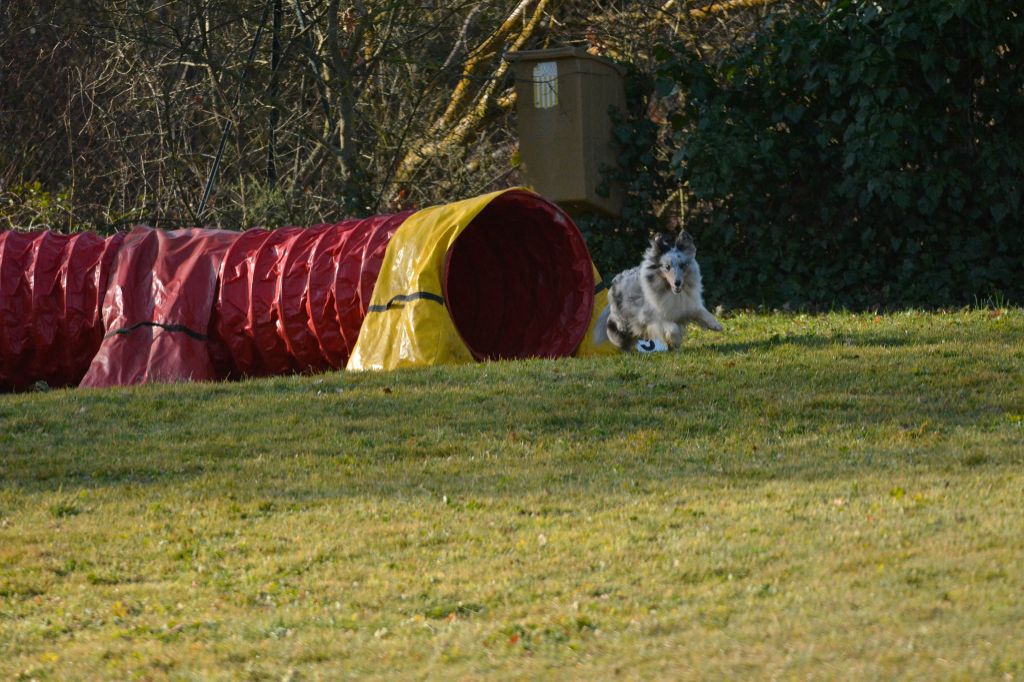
left=646, top=230, right=697, bottom=294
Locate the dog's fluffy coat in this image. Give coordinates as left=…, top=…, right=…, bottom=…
left=597, top=231, right=722, bottom=351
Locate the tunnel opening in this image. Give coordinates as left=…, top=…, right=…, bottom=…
left=443, top=190, right=594, bottom=361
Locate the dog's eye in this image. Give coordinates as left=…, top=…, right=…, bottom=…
left=662, top=264, right=670, bottom=270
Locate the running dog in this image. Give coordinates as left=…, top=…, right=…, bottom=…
left=596, top=230, right=723, bottom=351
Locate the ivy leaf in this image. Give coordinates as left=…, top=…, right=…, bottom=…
left=991, top=203, right=1009, bottom=223
left=924, top=69, right=946, bottom=92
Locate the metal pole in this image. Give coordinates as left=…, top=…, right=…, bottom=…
left=196, top=0, right=273, bottom=222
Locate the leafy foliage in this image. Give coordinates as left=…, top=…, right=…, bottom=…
left=1, top=182, right=74, bottom=231
left=576, top=65, right=677, bottom=279
left=659, top=0, right=1024, bottom=308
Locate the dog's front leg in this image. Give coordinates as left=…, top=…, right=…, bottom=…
left=660, top=322, right=684, bottom=350
left=695, top=306, right=724, bottom=332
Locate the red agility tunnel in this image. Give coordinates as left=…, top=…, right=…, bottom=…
left=0, top=230, right=123, bottom=391
left=211, top=211, right=412, bottom=378
left=0, top=188, right=602, bottom=391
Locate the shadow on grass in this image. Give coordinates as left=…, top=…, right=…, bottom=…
left=705, top=331, right=914, bottom=355
left=1, top=326, right=1020, bottom=498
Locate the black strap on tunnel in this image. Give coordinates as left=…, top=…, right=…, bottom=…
left=366, top=291, right=445, bottom=313
left=104, top=321, right=208, bottom=341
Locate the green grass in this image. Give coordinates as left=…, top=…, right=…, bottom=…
left=2, top=310, right=1023, bottom=680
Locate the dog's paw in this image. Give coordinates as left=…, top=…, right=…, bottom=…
left=706, top=319, right=724, bottom=332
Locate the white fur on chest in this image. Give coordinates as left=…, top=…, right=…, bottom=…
left=638, top=266, right=705, bottom=325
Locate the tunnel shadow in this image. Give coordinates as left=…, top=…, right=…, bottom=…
left=0, top=326, right=1017, bottom=501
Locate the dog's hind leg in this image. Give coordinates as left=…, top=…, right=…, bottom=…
left=605, top=316, right=635, bottom=352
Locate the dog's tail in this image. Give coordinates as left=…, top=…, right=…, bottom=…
left=592, top=304, right=610, bottom=345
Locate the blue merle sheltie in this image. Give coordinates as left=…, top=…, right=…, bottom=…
left=596, top=230, right=723, bottom=352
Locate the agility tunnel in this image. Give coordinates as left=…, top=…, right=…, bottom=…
left=0, top=188, right=612, bottom=391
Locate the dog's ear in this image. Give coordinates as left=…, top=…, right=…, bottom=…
left=675, top=230, right=696, bottom=255
left=651, top=232, right=673, bottom=254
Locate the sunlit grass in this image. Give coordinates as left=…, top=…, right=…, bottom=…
left=2, top=310, right=1022, bottom=679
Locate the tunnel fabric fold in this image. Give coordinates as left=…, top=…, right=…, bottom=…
left=80, top=227, right=237, bottom=388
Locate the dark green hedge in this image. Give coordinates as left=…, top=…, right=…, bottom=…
left=658, top=0, right=1023, bottom=308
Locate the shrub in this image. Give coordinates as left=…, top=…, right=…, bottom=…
left=658, top=0, right=1024, bottom=308
left=575, top=65, right=678, bottom=280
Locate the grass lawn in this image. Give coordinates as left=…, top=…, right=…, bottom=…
left=2, top=310, right=1023, bottom=680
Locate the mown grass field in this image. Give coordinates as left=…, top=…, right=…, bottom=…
left=2, top=310, right=1023, bottom=680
